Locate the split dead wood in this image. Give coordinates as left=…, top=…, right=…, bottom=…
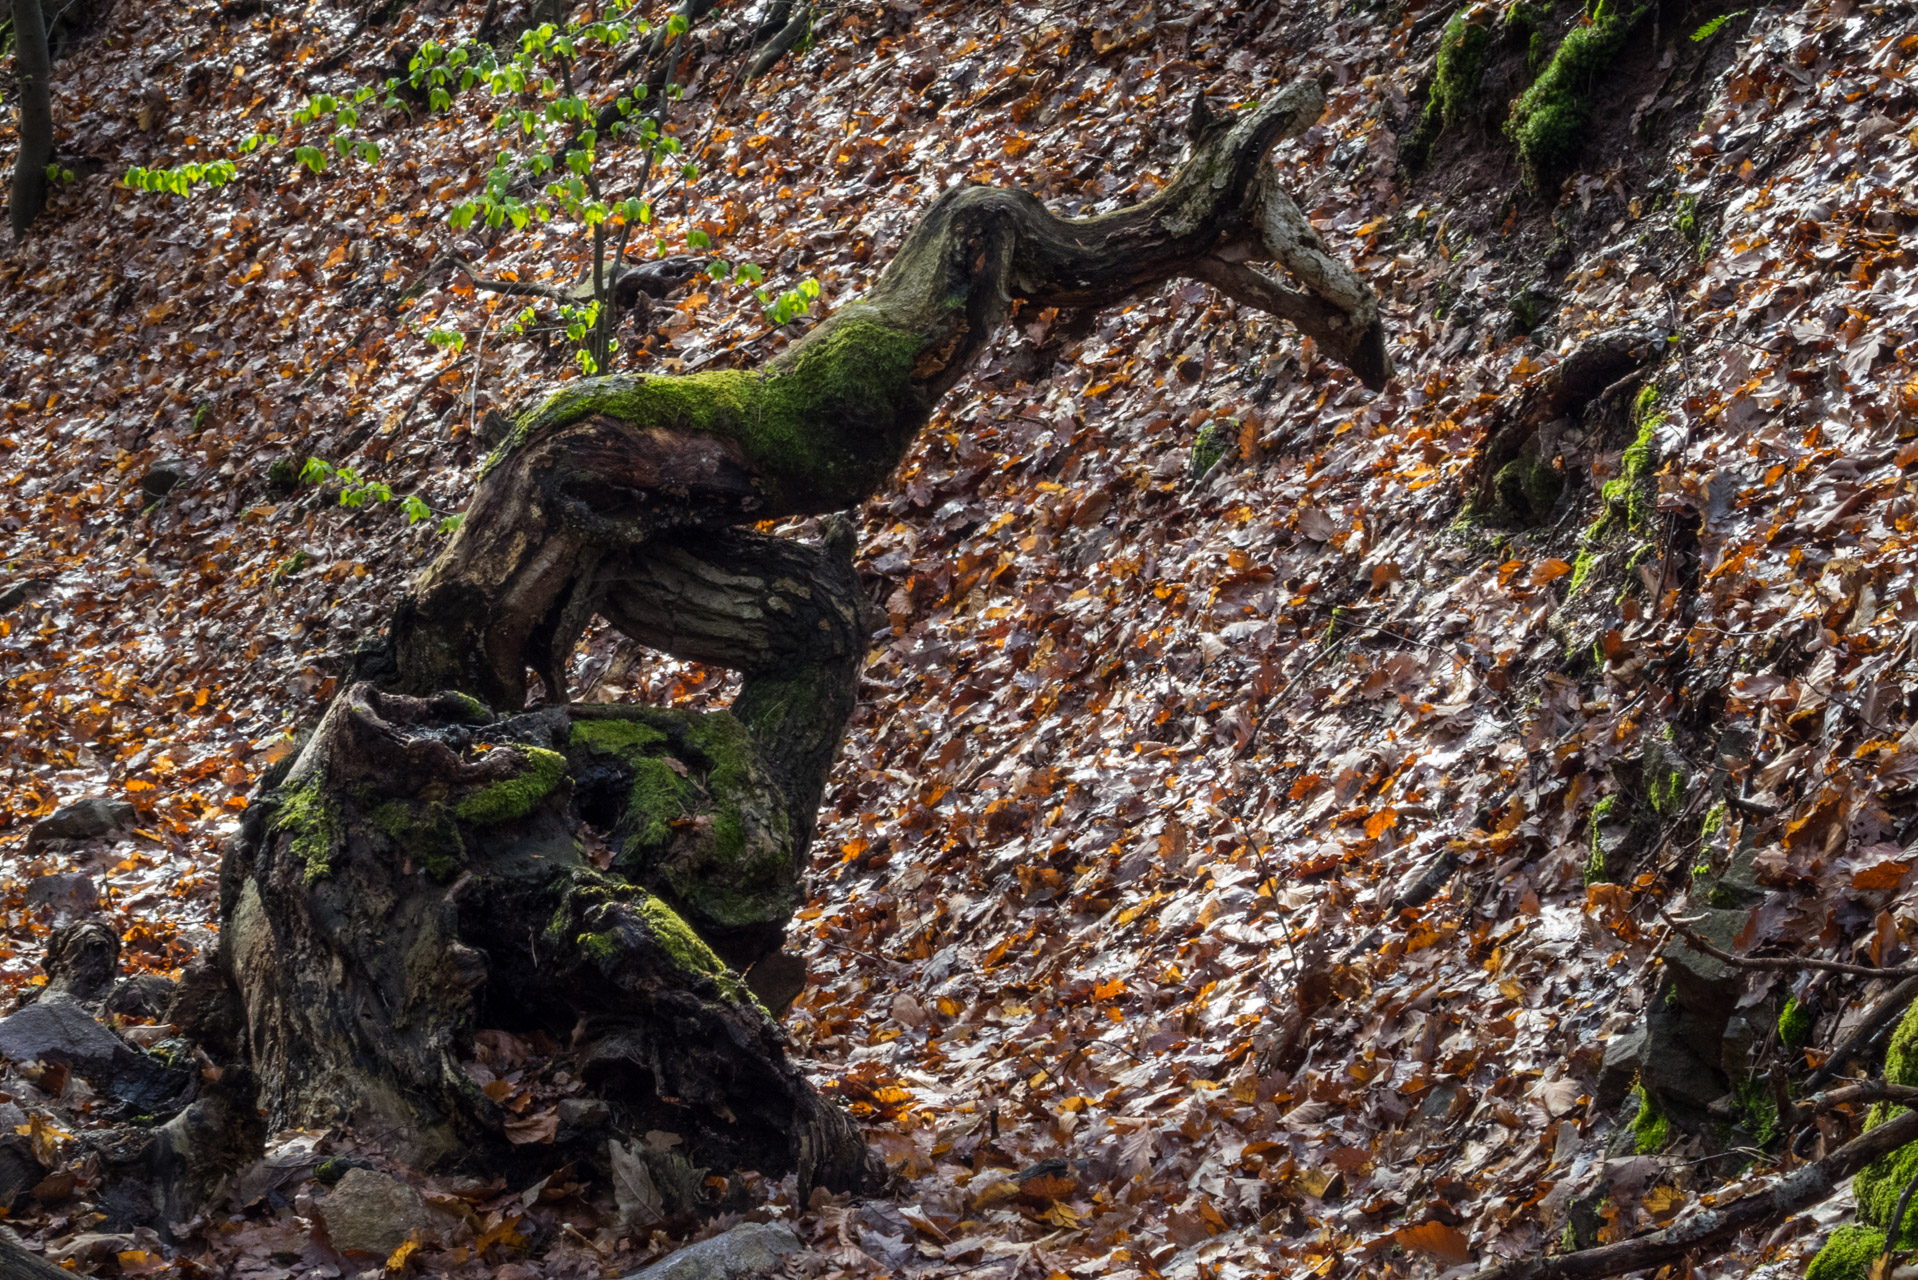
left=1465, top=1105, right=1918, bottom=1280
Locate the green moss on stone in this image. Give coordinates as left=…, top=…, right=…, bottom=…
left=1403, top=12, right=1494, bottom=170
left=368, top=798, right=466, bottom=880
left=455, top=747, right=568, bottom=825
left=1567, top=549, right=1596, bottom=594
left=446, top=692, right=493, bottom=725
left=1506, top=4, right=1648, bottom=190
left=1587, top=793, right=1619, bottom=884
left=639, top=896, right=726, bottom=975
left=1630, top=1081, right=1669, bottom=1152
left=626, top=755, right=692, bottom=851
left=273, top=775, right=339, bottom=883
left=1807, top=1226, right=1888, bottom=1280
left=1778, top=996, right=1812, bottom=1048
left=489, top=313, right=927, bottom=511
left=570, top=718, right=670, bottom=760
left=1853, top=1000, right=1918, bottom=1247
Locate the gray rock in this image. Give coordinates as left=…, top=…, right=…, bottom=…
left=1638, top=1001, right=1727, bottom=1114
left=141, top=458, right=188, bottom=499
left=1672, top=909, right=1749, bottom=1028
left=621, top=1222, right=803, bottom=1280
left=1596, top=1022, right=1647, bottom=1110
left=0, top=996, right=189, bottom=1110
left=318, top=1168, right=437, bottom=1257
left=26, top=797, right=136, bottom=855
left=23, top=874, right=100, bottom=922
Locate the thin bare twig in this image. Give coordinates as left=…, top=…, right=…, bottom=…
left=1659, top=907, right=1918, bottom=979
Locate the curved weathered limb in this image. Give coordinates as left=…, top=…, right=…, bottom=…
left=387, top=76, right=1388, bottom=707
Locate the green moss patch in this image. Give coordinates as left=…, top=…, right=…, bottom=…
left=1852, top=1000, right=1918, bottom=1247
left=369, top=798, right=466, bottom=880
left=490, top=313, right=926, bottom=511
left=1506, top=3, right=1647, bottom=191
left=1586, top=793, right=1620, bottom=884
left=1630, top=1081, right=1669, bottom=1152
left=1190, top=420, right=1233, bottom=480
left=455, top=746, right=569, bottom=825
left=1778, top=996, right=1812, bottom=1048
left=1403, top=11, right=1495, bottom=170
left=1808, top=1225, right=1889, bottom=1280
left=273, top=774, right=340, bottom=883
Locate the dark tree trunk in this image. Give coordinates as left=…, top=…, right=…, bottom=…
left=203, top=77, right=1389, bottom=1211
left=8, top=0, right=52, bottom=239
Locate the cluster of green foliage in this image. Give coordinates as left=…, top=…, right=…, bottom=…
left=1506, top=2, right=1647, bottom=190
left=122, top=0, right=815, bottom=380
left=274, top=456, right=464, bottom=534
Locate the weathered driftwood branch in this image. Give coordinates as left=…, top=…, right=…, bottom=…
left=1466, top=1106, right=1918, bottom=1280
left=386, top=76, right=1389, bottom=708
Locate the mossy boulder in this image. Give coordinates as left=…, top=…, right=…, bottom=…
left=1849, top=1000, right=1918, bottom=1249
left=1506, top=2, right=1648, bottom=191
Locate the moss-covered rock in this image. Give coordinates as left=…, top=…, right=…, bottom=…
left=1190, top=420, right=1234, bottom=480
left=1807, top=1225, right=1888, bottom=1280
left=1402, top=10, right=1495, bottom=170
left=273, top=774, right=340, bottom=883
left=569, top=713, right=796, bottom=935
left=455, top=746, right=569, bottom=825
left=368, top=798, right=466, bottom=880
left=1630, top=1081, right=1669, bottom=1152
left=1851, top=1000, right=1918, bottom=1247
left=1506, top=2, right=1648, bottom=191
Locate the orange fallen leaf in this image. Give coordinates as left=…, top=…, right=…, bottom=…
left=1394, top=1220, right=1471, bottom=1265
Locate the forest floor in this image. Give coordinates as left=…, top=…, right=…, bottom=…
left=2, top=0, right=1918, bottom=1276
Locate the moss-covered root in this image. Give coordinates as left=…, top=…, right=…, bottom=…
left=454, top=746, right=569, bottom=825
left=1851, top=1000, right=1918, bottom=1249
left=1506, top=2, right=1648, bottom=191
left=1807, top=1225, right=1888, bottom=1280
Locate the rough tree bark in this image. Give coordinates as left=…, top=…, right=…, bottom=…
left=8, top=0, right=53, bottom=239
left=195, top=77, right=1389, bottom=1214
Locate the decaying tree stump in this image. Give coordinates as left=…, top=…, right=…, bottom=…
left=218, top=525, right=872, bottom=1204
left=194, top=77, right=1389, bottom=1214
